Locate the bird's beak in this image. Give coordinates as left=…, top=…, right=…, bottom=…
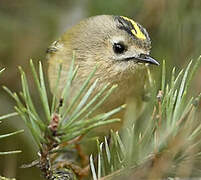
left=136, top=54, right=160, bottom=66
left=124, top=54, right=160, bottom=66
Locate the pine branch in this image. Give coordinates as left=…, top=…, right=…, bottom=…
left=90, top=56, right=201, bottom=180
left=4, top=59, right=125, bottom=179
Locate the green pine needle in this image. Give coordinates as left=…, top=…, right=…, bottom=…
left=0, top=129, right=24, bottom=139
left=90, top=56, right=201, bottom=179
left=4, top=58, right=125, bottom=150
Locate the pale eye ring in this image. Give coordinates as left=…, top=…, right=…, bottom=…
left=113, top=42, right=127, bottom=54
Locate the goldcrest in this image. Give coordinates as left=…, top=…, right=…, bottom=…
left=47, top=15, right=159, bottom=132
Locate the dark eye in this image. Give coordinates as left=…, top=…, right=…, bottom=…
left=113, top=42, right=126, bottom=54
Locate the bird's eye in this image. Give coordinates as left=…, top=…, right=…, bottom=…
left=113, top=42, right=126, bottom=54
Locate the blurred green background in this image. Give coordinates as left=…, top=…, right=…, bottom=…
left=0, top=0, right=201, bottom=179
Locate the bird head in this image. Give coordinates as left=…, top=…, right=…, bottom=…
left=47, top=15, right=159, bottom=92
left=58, top=15, right=159, bottom=74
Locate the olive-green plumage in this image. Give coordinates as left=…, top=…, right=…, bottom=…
left=47, top=15, right=159, bottom=132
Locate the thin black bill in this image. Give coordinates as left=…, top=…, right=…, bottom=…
left=124, top=54, right=160, bottom=66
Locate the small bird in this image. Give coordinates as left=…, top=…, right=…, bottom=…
left=47, top=15, right=159, bottom=133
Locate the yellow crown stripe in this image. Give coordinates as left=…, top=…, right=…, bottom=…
left=121, top=16, right=146, bottom=40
